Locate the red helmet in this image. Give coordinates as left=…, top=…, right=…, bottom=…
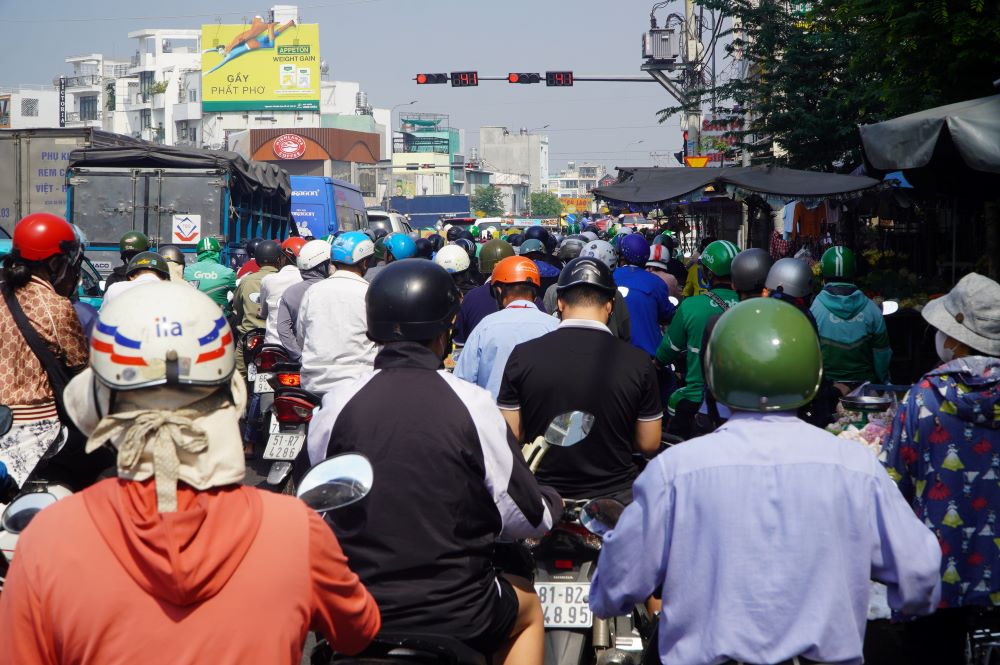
left=281, top=237, right=308, bottom=258
left=13, top=213, right=79, bottom=261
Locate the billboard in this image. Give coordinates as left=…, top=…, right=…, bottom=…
left=560, top=197, right=592, bottom=214
left=201, top=20, right=320, bottom=112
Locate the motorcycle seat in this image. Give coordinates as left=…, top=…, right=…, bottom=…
left=341, top=633, right=489, bottom=665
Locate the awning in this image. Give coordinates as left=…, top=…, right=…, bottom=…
left=859, top=94, right=1000, bottom=193
left=592, top=165, right=878, bottom=208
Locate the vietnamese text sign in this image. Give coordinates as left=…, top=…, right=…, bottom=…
left=201, top=21, right=320, bottom=112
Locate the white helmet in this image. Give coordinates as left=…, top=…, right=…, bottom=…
left=91, top=281, right=235, bottom=390
left=581, top=231, right=599, bottom=242
left=434, top=244, right=471, bottom=274
left=581, top=239, right=618, bottom=269
left=617, top=225, right=634, bottom=236
left=297, top=239, right=331, bottom=270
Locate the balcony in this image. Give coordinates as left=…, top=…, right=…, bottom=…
left=172, top=100, right=201, bottom=122
left=393, top=135, right=451, bottom=155
left=64, top=110, right=103, bottom=127
left=123, top=93, right=150, bottom=112
left=63, top=75, right=101, bottom=90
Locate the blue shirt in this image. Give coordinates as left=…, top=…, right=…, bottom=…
left=590, top=412, right=941, bottom=665
left=454, top=300, right=558, bottom=400
left=453, top=283, right=546, bottom=345
left=612, top=265, right=674, bottom=357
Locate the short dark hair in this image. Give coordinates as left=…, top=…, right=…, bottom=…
left=558, top=284, right=613, bottom=309
left=499, top=283, right=537, bottom=302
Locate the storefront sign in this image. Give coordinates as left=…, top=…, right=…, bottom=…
left=272, top=134, right=306, bottom=160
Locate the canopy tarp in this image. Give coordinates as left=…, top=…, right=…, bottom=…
left=68, top=144, right=291, bottom=203
left=592, top=165, right=878, bottom=208
left=859, top=94, right=1000, bottom=194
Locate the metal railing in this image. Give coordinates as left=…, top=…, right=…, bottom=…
left=64, top=75, right=101, bottom=88
left=393, top=135, right=451, bottom=154
left=65, top=110, right=103, bottom=122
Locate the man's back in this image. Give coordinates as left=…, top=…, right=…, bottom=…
left=0, top=478, right=379, bottom=665
left=298, top=271, right=376, bottom=394
left=498, top=322, right=661, bottom=500
left=811, top=283, right=892, bottom=383
left=260, top=265, right=302, bottom=344
left=590, top=412, right=941, bottom=665
left=613, top=265, right=674, bottom=356
left=184, top=259, right=236, bottom=310
left=232, top=265, right=276, bottom=333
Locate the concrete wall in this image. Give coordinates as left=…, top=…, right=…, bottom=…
left=479, top=126, right=549, bottom=193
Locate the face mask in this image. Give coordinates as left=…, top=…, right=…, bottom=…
left=936, top=329, right=955, bottom=363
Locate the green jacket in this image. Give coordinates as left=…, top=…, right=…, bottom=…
left=810, top=283, right=892, bottom=383
left=184, top=256, right=237, bottom=313
left=656, top=287, right=740, bottom=408
left=232, top=265, right=277, bottom=334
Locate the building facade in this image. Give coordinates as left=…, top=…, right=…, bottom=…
left=0, top=86, right=59, bottom=130
left=478, top=126, right=549, bottom=193
left=548, top=161, right=607, bottom=198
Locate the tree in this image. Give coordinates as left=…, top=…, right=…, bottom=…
left=530, top=191, right=563, bottom=218
left=470, top=185, right=505, bottom=217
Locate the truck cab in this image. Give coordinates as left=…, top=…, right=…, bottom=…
left=290, top=176, right=368, bottom=237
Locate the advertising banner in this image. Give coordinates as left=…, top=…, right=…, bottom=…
left=560, top=197, right=592, bottom=214
left=201, top=21, right=320, bottom=112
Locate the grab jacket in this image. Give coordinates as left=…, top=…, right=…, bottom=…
left=810, top=283, right=892, bottom=383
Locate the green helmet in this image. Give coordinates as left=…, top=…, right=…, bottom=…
left=469, top=225, right=480, bottom=237
left=373, top=236, right=387, bottom=262
left=699, top=239, right=740, bottom=277
left=125, top=251, right=170, bottom=280
left=196, top=236, right=222, bottom=256
left=820, top=246, right=856, bottom=280
left=705, top=298, right=822, bottom=412
left=119, top=230, right=150, bottom=255
left=479, top=239, right=515, bottom=275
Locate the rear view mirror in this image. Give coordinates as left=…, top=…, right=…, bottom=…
left=297, top=453, right=374, bottom=513
left=544, top=411, right=594, bottom=448
left=579, top=498, right=626, bottom=537
left=881, top=300, right=899, bottom=316
left=1, top=492, right=58, bottom=535
left=0, top=406, right=12, bottom=437
left=98, top=280, right=107, bottom=292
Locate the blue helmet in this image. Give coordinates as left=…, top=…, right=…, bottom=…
left=385, top=233, right=417, bottom=260
left=331, top=231, right=375, bottom=265
left=619, top=233, right=650, bottom=267
left=524, top=226, right=550, bottom=244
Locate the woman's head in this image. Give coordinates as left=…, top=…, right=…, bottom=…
left=4, top=213, right=83, bottom=297
left=923, top=273, right=1000, bottom=361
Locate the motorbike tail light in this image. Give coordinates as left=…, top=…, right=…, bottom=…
left=256, top=348, right=288, bottom=372
left=554, top=559, right=575, bottom=570
left=555, top=522, right=603, bottom=551
left=245, top=334, right=264, bottom=352
left=273, top=396, right=315, bottom=424
left=277, top=372, right=301, bottom=387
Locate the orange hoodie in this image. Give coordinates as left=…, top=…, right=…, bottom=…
left=0, top=478, right=380, bottom=665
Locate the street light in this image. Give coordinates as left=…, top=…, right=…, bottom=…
left=392, top=100, right=418, bottom=126
left=528, top=124, right=550, bottom=132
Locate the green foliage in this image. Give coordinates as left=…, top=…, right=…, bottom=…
left=529, top=191, right=563, bottom=218
left=470, top=185, right=506, bottom=217
left=659, top=0, right=1000, bottom=171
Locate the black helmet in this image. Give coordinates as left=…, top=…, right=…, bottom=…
left=446, top=225, right=464, bottom=242
left=508, top=233, right=524, bottom=247
left=245, top=237, right=264, bottom=258
left=414, top=237, right=434, bottom=259
left=367, top=260, right=461, bottom=343
left=255, top=239, right=283, bottom=267
left=558, top=238, right=585, bottom=262
left=157, top=244, right=186, bottom=266
left=556, top=256, right=616, bottom=296
left=731, top=248, right=773, bottom=293
left=125, top=251, right=170, bottom=280
left=457, top=229, right=476, bottom=243
left=453, top=237, right=476, bottom=260
left=524, top=226, right=550, bottom=244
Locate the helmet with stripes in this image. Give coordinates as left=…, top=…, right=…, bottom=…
left=820, top=246, right=856, bottom=280
left=699, top=240, right=740, bottom=278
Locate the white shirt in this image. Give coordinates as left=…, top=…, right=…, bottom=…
left=100, top=273, right=163, bottom=310
left=296, top=270, right=377, bottom=395
left=260, top=265, right=302, bottom=344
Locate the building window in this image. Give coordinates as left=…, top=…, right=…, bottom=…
left=139, top=71, right=155, bottom=101
left=0, top=97, right=9, bottom=128
left=21, top=98, right=39, bottom=117
left=140, top=109, right=151, bottom=129
left=188, top=88, right=197, bottom=103
left=79, top=96, right=98, bottom=121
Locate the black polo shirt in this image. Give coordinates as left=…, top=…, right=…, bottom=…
left=497, top=319, right=662, bottom=500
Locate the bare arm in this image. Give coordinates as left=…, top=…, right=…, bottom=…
left=501, top=408, right=523, bottom=443
left=634, top=418, right=662, bottom=457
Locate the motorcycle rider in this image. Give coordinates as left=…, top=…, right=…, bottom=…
left=453, top=238, right=517, bottom=354
left=102, top=230, right=149, bottom=292
left=681, top=236, right=716, bottom=298
left=591, top=297, right=941, bottom=665
left=364, top=232, right=416, bottom=283
left=236, top=237, right=263, bottom=279
left=518, top=239, right=561, bottom=293
left=157, top=244, right=189, bottom=284
left=307, top=260, right=559, bottom=665
left=811, top=245, right=892, bottom=387
left=184, top=236, right=237, bottom=314
left=656, top=239, right=740, bottom=439
left=0, top=282, right=381, bottom=664
left=576, top=239, right=632, bottom=342
left=260, top=240, right=304, bottom=346
left=231, top=239, right=282, bottom=379
left=435, top=243, right=481, bottom=297
left=297, top=232, right=377, bottom=395
left=275, top=239, right=332, bottom=360
left=101, top=251, right=170, bottom=308
left=0, top=213, right=88, bottom=488
left=613, top=233, right=675, bottom=358
left=498, top=257, right=662, bottom=501
left=454, top=256, right=558, bottom=400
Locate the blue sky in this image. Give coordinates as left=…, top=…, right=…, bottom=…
left=0, top=0, right=690, bottom=172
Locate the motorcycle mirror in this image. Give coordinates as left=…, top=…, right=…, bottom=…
left=0, top=406, right=12, bottom=437
left=296, top=453, right=374, bottom=513
left=579, top=498, right=627, bottom=538
left=98, top=279, right=107, bottom=291
left=881, top=300, right=899, bottom=316
left=669, top=296, right=679, bottom=306
left=1, top=491, right=58, bottom=535
left=41, top=427, right=69, bottom=461
left=543, top=411, right=595, bottom=448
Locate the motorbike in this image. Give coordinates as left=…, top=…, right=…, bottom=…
left=523, top=411, right=651, bottom=665
left=297, top=455, right=487, bottom=665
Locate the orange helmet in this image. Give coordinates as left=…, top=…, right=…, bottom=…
left=281, top=236, right=308, bottom=258
left=490, top=256, right=541, bottom=289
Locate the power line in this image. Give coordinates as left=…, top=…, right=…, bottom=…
left=4, top=0, right=390, bottom=23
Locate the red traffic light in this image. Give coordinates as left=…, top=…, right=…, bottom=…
left=415, top=73, right=448, bottom=85
left=545, top=71, right=574, bottom=86
left=508, top=73, right=541, bottom=84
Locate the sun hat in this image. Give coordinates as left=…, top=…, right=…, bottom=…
left=922, top=272, right=1000, bottom=357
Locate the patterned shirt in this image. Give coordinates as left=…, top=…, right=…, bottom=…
left=0, top=276, right=88, bottom=408
left=883, top=356, right=1000, bottom=609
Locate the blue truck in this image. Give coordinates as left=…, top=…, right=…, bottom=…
left=290, top=176, right=368, bottom=238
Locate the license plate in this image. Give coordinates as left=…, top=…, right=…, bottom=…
left=247, top=364, right=257, bottom=381
left=536, top=583, right=592, bottom=628
left=263, top=419, right=305, bottom=460
left=253, top=373, right=274, bottom=393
